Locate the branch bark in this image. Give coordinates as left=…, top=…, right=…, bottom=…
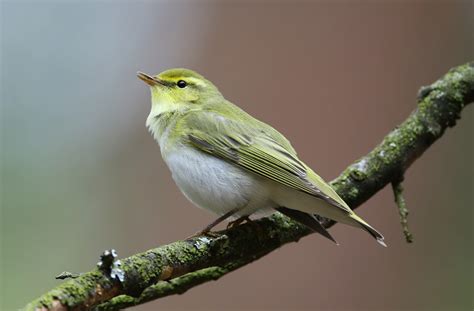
left=24, top=62, right=474, bottom=311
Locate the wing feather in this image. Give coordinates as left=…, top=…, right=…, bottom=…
left=184, top=111, right=351, bottom=214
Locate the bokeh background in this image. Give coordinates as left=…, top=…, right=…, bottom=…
left=1, top=1, right=473, bottom=310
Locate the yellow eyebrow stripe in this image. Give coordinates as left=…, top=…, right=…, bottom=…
left=157, top=76, right=207, bottom=87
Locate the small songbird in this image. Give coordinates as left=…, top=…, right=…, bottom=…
left=138, top=68, right=385, bottom=246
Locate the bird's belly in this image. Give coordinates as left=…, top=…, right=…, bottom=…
left=164, top=147, right=271, bottom=217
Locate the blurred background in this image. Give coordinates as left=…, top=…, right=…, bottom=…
left=1, top=1, right=473, bottom=310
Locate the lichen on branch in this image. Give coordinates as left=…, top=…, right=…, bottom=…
left=24, top=62, right=473, bottom=311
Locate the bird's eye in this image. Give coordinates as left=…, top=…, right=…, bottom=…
left=177, top=80, right=187, bottom=88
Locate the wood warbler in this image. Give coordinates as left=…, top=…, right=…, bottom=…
left=138, top=68, right=385, bottom=246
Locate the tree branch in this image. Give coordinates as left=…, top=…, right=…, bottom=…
left=24, top=62, right=473, bottom=311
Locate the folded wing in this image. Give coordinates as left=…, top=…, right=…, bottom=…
left=184, top=111, right=352, bottom=215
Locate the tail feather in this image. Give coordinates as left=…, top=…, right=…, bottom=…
left=276, top=207, right=338, bottom=245
left=350, top=214, right=386, bottom=247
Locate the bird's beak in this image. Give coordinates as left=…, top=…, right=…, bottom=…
left=137, top=71, right=164, bottom=86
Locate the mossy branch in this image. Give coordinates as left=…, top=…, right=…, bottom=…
left=24, top=62, right=473, bottom=311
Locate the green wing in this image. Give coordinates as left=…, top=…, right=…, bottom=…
left=182, top=110, right=352, bottom=213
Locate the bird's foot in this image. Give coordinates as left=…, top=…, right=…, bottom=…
left=226, top=216, right=249, bottom=229
left=226, top=216, right=260, bottom=231
left=185, top=229, right=222, bottom=241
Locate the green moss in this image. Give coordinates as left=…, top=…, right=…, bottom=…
left=94, top=295, right=137, bottom=311
left=24, top=270, right=107, bottom=310
left=346, top=186, right=359, bottom=201
left=350, top=169, right=366, bottom=181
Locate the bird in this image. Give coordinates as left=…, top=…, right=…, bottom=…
left=137, top=68, right=386, bottom=246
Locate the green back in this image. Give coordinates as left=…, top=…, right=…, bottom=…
left=174, top=100, right=352, bottom=213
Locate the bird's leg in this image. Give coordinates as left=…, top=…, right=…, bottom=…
left=186, top=208, right=240, bottom=240
left=227, top=215, right=252, bottom=229
left=227, top=215, right=263, bottom=234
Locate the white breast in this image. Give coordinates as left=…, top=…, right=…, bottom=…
left=164, top=146, right=272, bottom=218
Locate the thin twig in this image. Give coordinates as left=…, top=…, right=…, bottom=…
left=391, top=180, right=414, bottom=243
left=55, top=272, right=81, bottom=280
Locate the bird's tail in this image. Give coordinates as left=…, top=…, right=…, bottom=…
left=276, top=207, right=338, bottom=245
left=349, top=213, right=387, bottom=247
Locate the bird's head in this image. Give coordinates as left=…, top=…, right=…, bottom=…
left=138, top=68, right=222, bottom=116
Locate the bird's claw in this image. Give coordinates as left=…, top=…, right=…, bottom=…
left=226, top=216, right=251, bottom=229
left=185, top=230, right=222, bottom=241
